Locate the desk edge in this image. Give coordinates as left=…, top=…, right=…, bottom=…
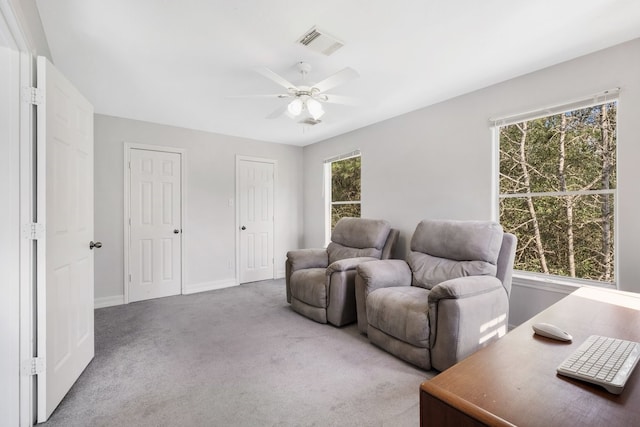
left=421, top=380, right=517, bottom=427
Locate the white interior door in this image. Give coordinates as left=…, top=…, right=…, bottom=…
left=238, top=158, right=274, bottom=283
left=128, top=148, right=182, bottom=302
left=36, top=56, right=95, bottom=423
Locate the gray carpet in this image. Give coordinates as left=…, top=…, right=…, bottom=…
left=40, top=279, right=435, bottom=426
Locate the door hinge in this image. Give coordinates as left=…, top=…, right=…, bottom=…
left=22, top=222, right=45, bottom=240
left=22, top=86, right=44, bottom=105
left=22, top=357, right=45, bottom=376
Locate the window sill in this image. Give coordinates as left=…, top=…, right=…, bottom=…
left=512, top=271, right=616, bottom=295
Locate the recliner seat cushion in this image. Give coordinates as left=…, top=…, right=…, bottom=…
left=367, top=286, right=431, bottom=348
left=407, top=252, right=497, bottom=290
left=290, top=268, right=327, bottom=308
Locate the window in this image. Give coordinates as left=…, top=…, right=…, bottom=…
left=496, top=97, right=617, bottom=284
left=324, top=152, right=361, bottom=243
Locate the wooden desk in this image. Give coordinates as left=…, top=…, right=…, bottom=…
left=420, top=287, right=640, bottom=427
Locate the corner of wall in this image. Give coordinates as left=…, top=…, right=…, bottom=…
left=8, top=0, right=52, bottom=58
left=94, top=295, right=125, bottom=309
left=182, top=279, right=239, bottom=295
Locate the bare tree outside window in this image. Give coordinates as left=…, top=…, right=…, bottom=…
left=330, top=156, right=361, bottom=229
left=498, top=102, right=616, bottom=283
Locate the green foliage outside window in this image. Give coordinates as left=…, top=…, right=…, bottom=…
left=499, top=103, right=616, bottom=283
left=331, top=156, right=361, bottom=229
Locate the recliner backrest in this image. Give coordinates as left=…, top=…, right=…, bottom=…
left=407, top=220, right=504, bottom=290
left=496, top=233, right=517, bottom=297
left=327, top=218, right=391, bottom=264
left=381, top=229, right=399, bottom=260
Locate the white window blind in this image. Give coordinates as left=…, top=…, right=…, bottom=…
left=323, top=149, right=361, bottom=164
left=490, top=88, right=620, bottom=128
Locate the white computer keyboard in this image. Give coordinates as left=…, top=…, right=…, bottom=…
left=557, top=335, right=640, bottom=394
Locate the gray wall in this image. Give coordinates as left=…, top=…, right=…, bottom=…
left=94, top=114, right=303, bottom=305
left=302, top=38, right=640, bottom=326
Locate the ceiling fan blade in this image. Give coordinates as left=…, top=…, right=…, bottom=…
left=256, top=67, right=298, bottom=91
left=320, top=94, right=361, bottom=106
left=227, top=94, right=290, bottom=99
left=265, top=103, right=290, bottom=119
left=313, top=67, right=359, bottom=93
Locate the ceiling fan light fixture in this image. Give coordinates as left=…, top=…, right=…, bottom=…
left=288, top=98, right=303, bottom=116
left=306, top=98, right=324, bottom=120
left=243, top=61, right=359, bottom=122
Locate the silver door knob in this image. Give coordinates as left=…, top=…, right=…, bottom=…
left=174, top=229, right=180, bottom=234
left=241, top=226, right=246, bottom=230
left=89, top=241, right=102, bottom=250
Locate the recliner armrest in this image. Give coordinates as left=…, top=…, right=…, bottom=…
left=427, top=275, right=509, bottom=370
left=286, top=249, right=329, bottom=305
left=326, top=257, right=379, bottom=275
left=428, top=275, right=504, bottom=303
left=355, top=260, right=412, bottom=334
left=286, top=249, right=329, bottom=272
left=356, top=260, right=412, bottom=292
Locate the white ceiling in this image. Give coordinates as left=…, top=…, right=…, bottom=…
left=36, top=0, right=640, bottom=146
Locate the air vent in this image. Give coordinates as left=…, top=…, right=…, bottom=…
left=297, top=26, right=344, bottom=56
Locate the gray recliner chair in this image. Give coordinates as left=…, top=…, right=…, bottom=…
left=355, top=219, right=516, bottom=371
left=286, top=217, right=399, bottom=327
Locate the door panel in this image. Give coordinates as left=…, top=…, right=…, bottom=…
left=36, top=56, right=94, bottom=423
left=239, top=159, right=274, bottom=283
left=129, top=149, right=182, bottom=302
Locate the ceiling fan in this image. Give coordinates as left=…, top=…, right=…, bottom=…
left=235, top=62, right=360, bottom=123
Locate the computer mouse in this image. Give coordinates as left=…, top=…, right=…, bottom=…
left=532, top=323, right=573, bottom=342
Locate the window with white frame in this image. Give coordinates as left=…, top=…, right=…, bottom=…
left=324, top=151, right=361, bottom=243
left=494, top=92, right=617, bottom=285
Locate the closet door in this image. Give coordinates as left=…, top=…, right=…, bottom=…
left=128, top=148, right=182, bottom=302
left=238, top=158, right=274, bottom=283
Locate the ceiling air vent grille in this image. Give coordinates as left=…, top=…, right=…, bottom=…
left=297, top=26, right=344, bottom=56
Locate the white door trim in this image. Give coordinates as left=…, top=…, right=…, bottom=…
left=0, top=2, right=36, bottom=425
left=18, top=50, right=34, bottom=427
left=235, top=155, right=277, bottom=283
left=123, top=143, right=186, bottom=304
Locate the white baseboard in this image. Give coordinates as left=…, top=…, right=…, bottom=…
left=275, top=268, right=285, bottom=279
left=182, top=279, right=239, bottom=295
left=94, top=295, right=125, bottom=309
left=94, top=279, right=239, bottom=307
